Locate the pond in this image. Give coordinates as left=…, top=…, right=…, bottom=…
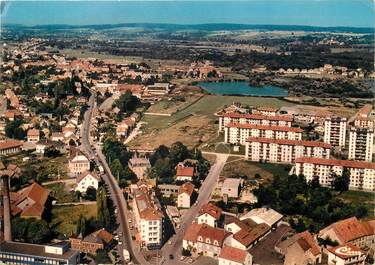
left=197, top=81, right=288, bottom=97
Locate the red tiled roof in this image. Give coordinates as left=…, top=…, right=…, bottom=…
left=27, top=129, right=39, bottom=137
left=183, top=222, right=203, bottom=243
left=220, top=112, right=293, bottom=122
left=197, top=224, right=229, bottom=246
left=198, top=203, right=222, bottom=220
left=76, top=171, right=99, bottom=184
left=90, top=228, right=113, bottom=244
left=0, top=140, right=23, bottom=150
left=297, top=231, right=320, bottom=256
left=233, top=223, right=270, bottom=247
left=219, top=245, right=248, bottom=263
left=295, top=157, right=375, bottom=170
left=226, top=122, right=303, bottom=133
left=176, top=166, right=194, bottom=177
left=178, top=182, right=195, bottom=196
left=328, top=243, right=366, bottom=260
left=327, top=217, right=374, bottom=243
left=246, top=137, right=331, bottom=148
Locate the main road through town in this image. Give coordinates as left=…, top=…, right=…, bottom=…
left=81, top=91, right=145, bottom=264
left=162, top=152, right=229, bottom=265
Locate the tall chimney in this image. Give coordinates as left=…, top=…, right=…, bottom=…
left=2, top=175, right=12, bottom=241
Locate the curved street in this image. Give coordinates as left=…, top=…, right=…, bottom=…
left=81, top=91, right=145, bottom=264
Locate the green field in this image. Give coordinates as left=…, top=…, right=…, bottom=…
left=142, top=95, right=293, bottom=131
left=51, top=204, right=97, bottom=236
left=130, top=95, right=294, bottom=149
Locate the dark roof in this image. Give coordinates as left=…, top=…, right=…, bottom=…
left=0, top=241, right=78, bottom=260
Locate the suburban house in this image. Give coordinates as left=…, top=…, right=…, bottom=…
left=318, top=217, right=375, bottom=249
left=327, top=244, right=366, bottom=265
left=197, top=203, right=223, bottom=228
left=70, top=228, right=113, bottom=254
left=27, top=128, right=40, bottom=143
left=177, top=182, right=195, bottom=208
left=75, top=171, right=100, bottom=193
left=183, top=223, right=231, bottom=258
left=51, top=132, right=65, bottom=142
left=218, top=245, right=253, bottom=265
left=68, top=152, right=90, bottom=177
left=176, top=165, right=195, bottom=181
left=276, top=231, right=322, bottom=265
left=9, top=182, right=49, bottom=219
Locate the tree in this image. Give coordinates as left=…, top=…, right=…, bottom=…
left=97, top=186, right=110, bottom=229
left=76, top=215, right=88, bottom=237
left=332, top=170, right=350, bottom=193
left=110, top=159, right=123, bottom=181
left=44, top=146, right=61, bottom=157
left=169, top=141, right=190, bottom=166
left=12, top=217, right=52, bottom=244
left=114, top=90, right=140, bottom=114
left=84, top=186, right=97, bottom=201
left=94, top=249, right=111, bottom=264
left=5, top=119, right=26, bottom=140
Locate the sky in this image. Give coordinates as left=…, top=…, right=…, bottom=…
left=1, top=0, right=374, bottom=28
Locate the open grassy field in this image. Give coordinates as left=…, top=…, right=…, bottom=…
left=51, top=204, right=97, bottom=236
left=45, top=182, right=76, bottom=203
left=145, top=94, right=202, bottom=114
left=129, top=95, right=293, bottom=149
left=221, top=158, right=290, bottom=183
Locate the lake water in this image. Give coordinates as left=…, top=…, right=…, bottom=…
left=198, top=81, right=288, bottom=97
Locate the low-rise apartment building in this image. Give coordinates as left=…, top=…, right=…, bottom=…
left=327, top=244, right=366, bottom=265
left=348, top=126, right=374, bottom=162
left=27, top=128, right=40, bottom=143
left=218, top=113, right=293, bottom=132
left=128, top=157, right=151, bottom=179
left=224, top=123, right=303, bottom=145
left=70, top=228, right=113, bottom=255
left=245, top=137, right=331, bottom=163
left=0, top=140, right=23, bottom=156
left=132, top=188, right=164, bottom=249
left=294, top=157, right=375, bottom=191
left=218, top=245, right=253, bottom=265
left=324, top=116, right=347, bottom=148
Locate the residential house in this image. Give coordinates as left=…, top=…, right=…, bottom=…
left=319, top=217, right=375, bottom=249
left=277, top=231, right=322, bottom=265
left=176, top=165, right=195, bottom=181
left=68, top=152, right=90, bottom=177
left=75, top=171, right=100, bottom=193
left=177, top=182, right=195, bottom=208
left=27, top=129, right=40, bottom=143
left=70, top=228, right=113, bottom=255
left=197, top=203, right=222, bottom=228
left=218, top=245, right=253, bottom=265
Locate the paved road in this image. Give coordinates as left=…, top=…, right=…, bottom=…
left=81, top=91, right=145, bottom=264
left=162, top=153, right=229, bottom=264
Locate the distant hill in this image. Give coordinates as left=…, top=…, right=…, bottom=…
left=4, top=23, right=374, bottom=34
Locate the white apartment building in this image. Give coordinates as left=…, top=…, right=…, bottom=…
left=75, top=171, right=99, bottom=193
left=294, top=157, right=375, bottom=191
left=132, top=189, right=164, bottom=249
left=224, top=123, right=303, bottom=145
left=354, top=118, right=374, bottom=129
left=218, top=113, right=293, bottom=132
left=245, top=137, right=331, bottom=163
left=348, top=127, right=374, bottom=162
left=324, top=116, right=347, bottom=148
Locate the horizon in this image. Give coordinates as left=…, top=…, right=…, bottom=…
left=1, top=0, right=374, bottom=28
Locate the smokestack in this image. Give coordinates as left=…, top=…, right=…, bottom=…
left=2, top=175, right=12, bottom=241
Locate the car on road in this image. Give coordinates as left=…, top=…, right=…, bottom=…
left=169, top=254, right=174, bottom=260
